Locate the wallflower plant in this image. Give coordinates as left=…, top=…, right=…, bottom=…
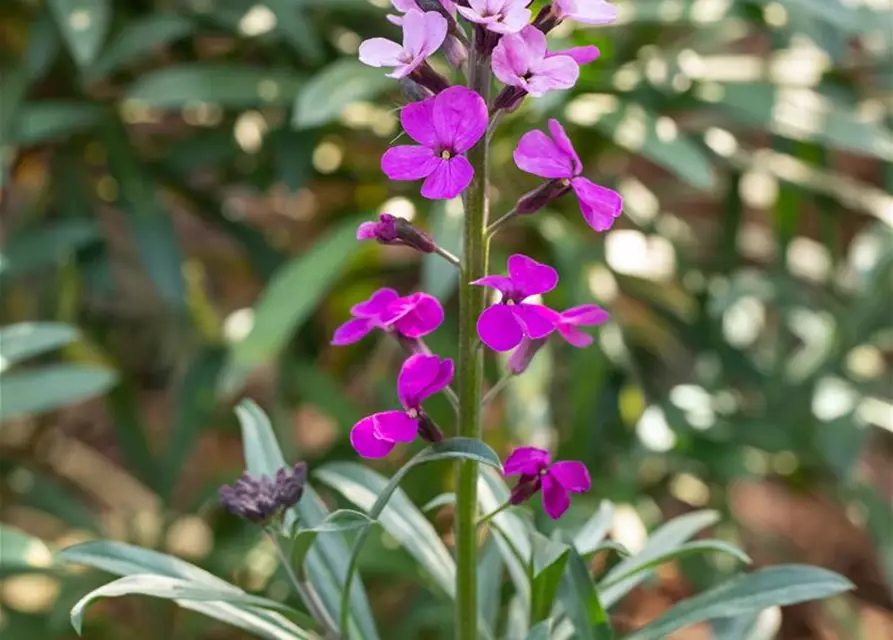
left=62, top=2, right=855, bottom=639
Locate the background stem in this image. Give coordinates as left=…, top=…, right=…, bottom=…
left=455, top=33, right=492, bottom=640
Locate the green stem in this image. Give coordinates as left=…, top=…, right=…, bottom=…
left=475, top=501, right=511, bottom=528
left=486, top=206, right=517, bottom=238
left=481, top=372, right=512, bottom=407
left=455, top=34, right=492, bottom=640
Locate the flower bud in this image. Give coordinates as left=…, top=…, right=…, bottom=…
left=473, top=24, right=501, bottom=56
left=533, top=3, right=561, bottom=34
left=219, top=463, right=307, bottom=524
left=358, top=213, right=437, bottom=254
left=400, top=77, right=434, bottom=103
left=442, top=34, right=468, bottom=69
left=410, top=61, right=450, bottom=94
left=507, top=337, right=548, bottom=375
left=493, top=86, right=527, bottom=112
left=515, top=179, right=572, bottom=215
left=417, top=413, right=444, bottom=443
left=394, top=332, right=433, bottom=356
left=509, top=474, right=542, bottom=505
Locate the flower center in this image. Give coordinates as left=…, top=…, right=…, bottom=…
left=505, top=299, right=515, bottom=306
left=407, top=408, right=419, bottom=419
left=560, top=178, right=570, bottom=187
left=440, top=150, right=452, bottom=160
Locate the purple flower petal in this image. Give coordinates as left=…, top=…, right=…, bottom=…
left=416, top=357, right=454, bottom=402
left=351, top=288, right=400, bottom=317
left=513, top=128, right=576, bottom=179
left=477, top=304, right=524, bottom=351
left=571, top=177, right=623, bottom=231
left=547, top=119, right=582, bottom=176
left=372, top=410, right=419, bottom=443
left=526, top=55, right=579, bottom=96
left=507, top=254, right=559, bottom=297
left=389, top=293, right=444, bottom=337
left=491, top=27, right=540, bottom=87
left=541, top=472, right=571, bottom=519
left=351, top=416, right=397, bottom=459
left=503, top=446, right=551, bottom=476
left=357, top=221, right=378, bottom=240
left=358, top=38, right=404, bottom=68
left=331, top=317, right=375, bottom=345
left=550, top=45, right=600, bottom=66
left=560, top=304, right=610, bottom=326
left=402, top=10, right=448, bottom=59
left=515, top=303, right=559, bottom=339
left=397, top=353, right=443, bottom=408
left=470, top=275, right=515, bottom=298
left=392, top=0, right=419, bottom=11
left=554, top=0, right=618, bottom=25
left=421, top=156, right=474, bottom=200
left=382, top=145, right=441, bottom=181
left=400, top=95, right=438, bottom=147
left=557, top=324, right=594, bottom=347
left=548, top=461, right=591, bottom=493
left=432, top=86, right=488, bottom=153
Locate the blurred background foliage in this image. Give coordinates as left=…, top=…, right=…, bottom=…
left=0, top=0, right=891, bottom=637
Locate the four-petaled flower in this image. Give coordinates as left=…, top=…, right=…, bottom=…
left=359, top=9, right=447, bottom=79
left=457, top=0, right=531, bottom=34
left=351, top=354, right=453, bottom=458
left=219, top=463, right=307, bottom=524
left=514, top=119, right=623, bottom=231
left=388, top=0, right=457, bottom=25
left=553, top=0, right=618, bottom=25
left=473, top=254, right=561, bottom=352
left=332, top=287, right=443, bottom=345
left=492, top=26, right=583, bottom=97
left=382, top=85, right=488, bottom=200
left=504, top=447, right=590, bottom=519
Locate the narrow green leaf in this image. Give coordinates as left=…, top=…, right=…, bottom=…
left=0, top=323, right=79, bottom=371
left=587, top=540, right=631, bottom=561
left=478, top=537, right=504, bottom=634
left=422, top=201, right=463, bottom=300
left=598, top=510, right=719, bottom=608
left=70, top=574, right=317, bottom=639
left=0, top=64, right=28, bottom=153
left=624, top=565, right=854, bottom=640
left=530, top=533, right=570, bottom=624
left=48, top=0, right=110, bottom=67
left=87, top=14, right=194, bottom=81
left=572, top=501, right=614, bottom=556
left=266, top=0, right=324, bottom=63
left=599, top=540, right=751, bottom=595
left=422, top=492, right=456, bottom=513
left=0, top=525, right=55, bottom=574
left=293, top=60, right=391, bottom=129
left=26, top=10, right=62, bottom=80
left=0, top=364, right=117, bottom=421
left=306, top=509, right=375, bottom=534
left=527, top=620, right=553, bottom=640
left=125, top=65, right=303, bottom=109
left=0, top=219, right=100, bottom=278
left=559, top=545, right=614, bottom=640
left=221, top=220, right=360, bottom=395
left=233, top=400, right=380, bottom=640
left=9, top=101, right=104, bottom=146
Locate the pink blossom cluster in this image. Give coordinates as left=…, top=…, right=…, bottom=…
left=334, top=0, right=622, bottom=519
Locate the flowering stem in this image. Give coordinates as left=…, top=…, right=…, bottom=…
left=481, top=372, right=512, bottom=407
left=455, top=30, right=492, bottom=640
left=475, top=500, right=511, bottom=528
left=486, top=206, right=518, bottom=238
left=266, top=531, right=339, bottom=639
left=434, top=244, right=462, bottom=268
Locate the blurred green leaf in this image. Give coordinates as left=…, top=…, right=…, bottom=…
left=267, top=0, right=324, bottom=63
left=478, top=469, right=532, bottom=604
left=48, top=0, right=110, bottom=67
left=87, top=13, right=194, bottom=82
left=9, top=102, right=104, bottom=146
left=0, top=64, right=28, bottom=154
left=0, top=322, right=79, bottom=370
left=304, top=509, right=375, bottom=534
left=293, top=60, right=391, bottom=129
left=0, top=364, right=117, bottom=422
left=422, top=202, right=463, bottom=300
left=0, top=219, right=100, bottom=278
left=572, top=501, right=614, bottom=556
left=559, top=545, right=614, bottom=640
left=221, top=220, right=360, bottom=395
left=598, top=510, right=720, bottom=608
left=70, top=574, right=316, bottom=638
left=422, top=492, right=456, bottom=513
left=624, top=565, right=854, bottom=640
left=478, top=537, right=503, bottom=634
left=0, top=525, right=55, bottom=574
left=233, top=400, right=380, bottom=640
left=588, top=540, right=631, bottom=561
left=125, top=65, right=304, bottom=108
left=530, top=533, right=569, bottom=624
left=26, top=10, right=62, bottom=80
left=527, top=620, right=553, bottom=640
left=17, top=473, right=103, bottom=535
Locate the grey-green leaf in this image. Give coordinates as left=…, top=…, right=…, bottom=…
left=624, top=565, right=854, bottom=640
left=0, top=525, right=55, bottom=574
left=0, top=219, right=100, bottom=278
left=0, top=364, right=117, bottom=421
left=48, top=0, right=110, bottom=67
left=9, top=102, right=104, bottom=146
left=221, top=220, right=360, bottom=395
left=293, top=60, right=391, bottom=129
left=559, top=545, right=614, bottom=640
left=531, top=533, right=570, bottom=624
left=87, top=13, right=194, bottom=81
left=527, top=620, right=553, bottom=640
left=573, top=501, right=614, bottom=556
left=422, top=201, right=463, bottom=300
left=0, top=323, right=79, bottom=370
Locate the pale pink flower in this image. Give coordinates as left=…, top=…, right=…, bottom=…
left=358, top=10, right=448, bottom=79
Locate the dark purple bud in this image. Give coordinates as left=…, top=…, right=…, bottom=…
left=507, top=337, right=548, bottom=375
left=219, top=463, right=307, bottom=524
left=394, top=333, right=432, bottom=356
left=533, top=4, right=561, bottom=34
left=400, top=78, right=434, bottom=103
left=417, top=413, right=444, bottom=443
left=473, top=24, right=501, bottom=56
left=274, top=462, right=307, bottom=509
left=443, top=34, right=468, bottom=69
left=509, top=474, right=542, bottom=505
left=515, top=179, right=573, bottom=215
left=493, top=86, right=527, bottom=112
left=410, top=62, right=450, bottom=94
left=358, top=213, right=437, bottom=253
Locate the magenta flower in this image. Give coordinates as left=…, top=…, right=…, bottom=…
left=388, top=0, right=457, bottom=25
left=381, top=86, right=488, bottom=200
left=357, top=213, right=436, bottom=253
left=555, top=304, right=609, bottom=347
left=492, top=26, right=579, bottom=97
left=457, top=0, right=531, bottom=34
left=351, top=354, right=453, bottom=458
left=358, top=10, right=447, bottom=79
left=472, top=254, right=561, bottom=352
left=553, top=0, right=618, bottom=25
left=504, top=446, right=591, bottom=520
left=514, top=119, right=623, bottom=231
left=332, top=288, right=443, bottom=345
